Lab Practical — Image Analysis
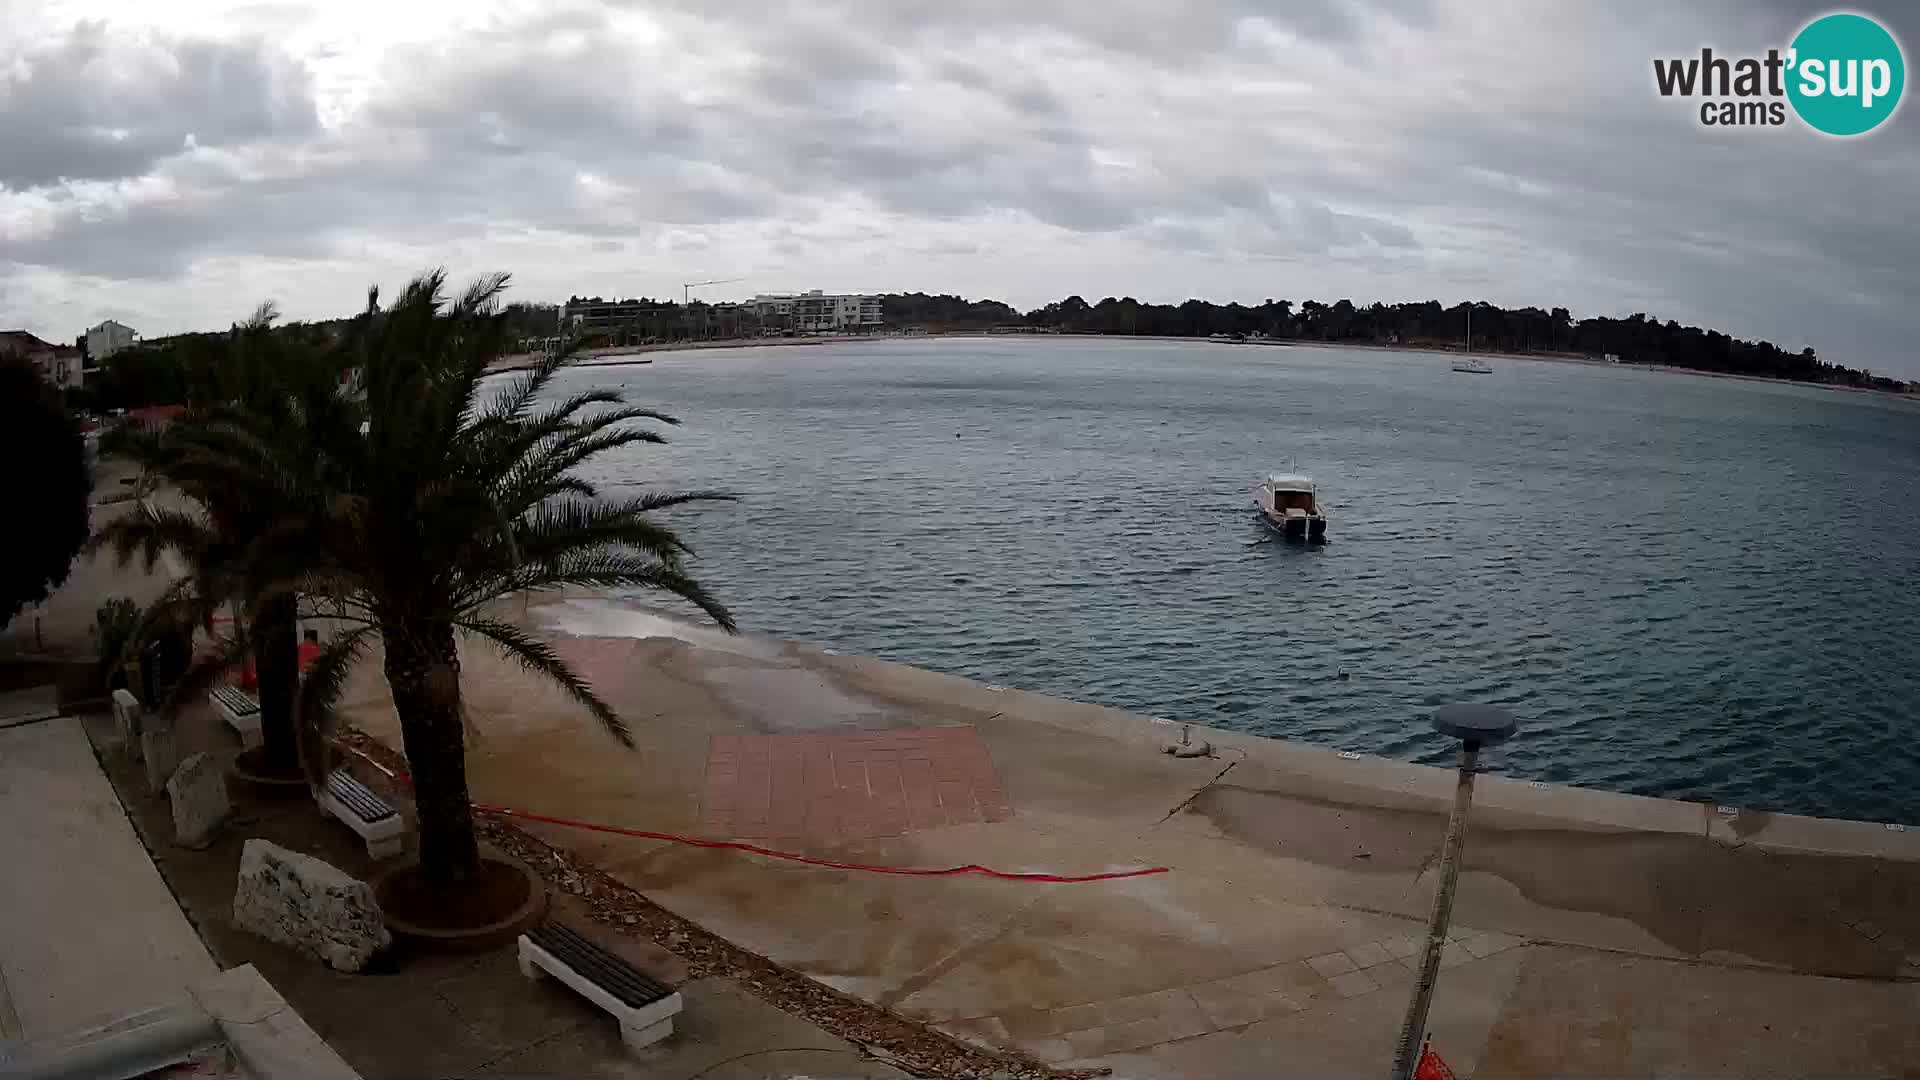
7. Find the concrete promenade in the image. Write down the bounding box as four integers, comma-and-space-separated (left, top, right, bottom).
0, 716, 219, 1042
329, 595, 1920, 1078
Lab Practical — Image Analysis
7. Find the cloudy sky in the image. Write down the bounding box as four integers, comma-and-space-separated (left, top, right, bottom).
3, 0, 1916, 374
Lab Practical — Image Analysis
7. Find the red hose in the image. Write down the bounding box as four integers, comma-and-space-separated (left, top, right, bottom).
356, 753, 1168, 884
472, 801, 1170, 883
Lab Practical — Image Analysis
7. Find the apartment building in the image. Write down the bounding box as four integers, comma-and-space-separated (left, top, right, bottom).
747, 291, 883, 333
86, 319, 139, 361
0, 330, 81, 389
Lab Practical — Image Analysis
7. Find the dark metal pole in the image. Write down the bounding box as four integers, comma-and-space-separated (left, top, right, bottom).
1389, 741, 1482, 1080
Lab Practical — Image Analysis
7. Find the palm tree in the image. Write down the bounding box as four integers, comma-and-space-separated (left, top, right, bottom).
92, 306, 346, 777
271, 271, 735, 890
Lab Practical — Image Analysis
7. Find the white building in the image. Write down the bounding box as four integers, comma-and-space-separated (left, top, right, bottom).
0, 331, 85, 389
86, 319, 139, 362
46, 346, 83, 389
747, 291, 883, 333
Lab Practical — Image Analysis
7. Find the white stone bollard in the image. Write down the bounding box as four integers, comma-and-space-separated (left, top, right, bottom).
141, 717, 181, 796
166, 752, 229, 847
111, 688, 143, 754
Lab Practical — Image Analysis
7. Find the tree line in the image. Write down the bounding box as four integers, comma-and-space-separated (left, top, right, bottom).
928, 294, 1900, 392
75, 290, 1907, 411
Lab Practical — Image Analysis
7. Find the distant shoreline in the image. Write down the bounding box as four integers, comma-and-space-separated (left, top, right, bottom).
1237, 338, 1920, 400
488, 335, 838, 372
502, 331, 1917, 400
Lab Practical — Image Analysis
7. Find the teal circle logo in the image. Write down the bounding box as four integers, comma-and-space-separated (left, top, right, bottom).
1787, 13, 1905, 135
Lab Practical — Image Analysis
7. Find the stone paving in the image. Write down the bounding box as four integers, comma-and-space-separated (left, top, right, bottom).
702, 729, 1011, 846
933, 925, 1527, 1061
335, 595, 1920, 1078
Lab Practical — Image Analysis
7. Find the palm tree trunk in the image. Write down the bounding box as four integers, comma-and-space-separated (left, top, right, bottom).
383, 621, 480, 887
251, 593, 300, 773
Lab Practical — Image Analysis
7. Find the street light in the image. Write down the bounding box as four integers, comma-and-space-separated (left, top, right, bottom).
1389, 703, 1519, 1080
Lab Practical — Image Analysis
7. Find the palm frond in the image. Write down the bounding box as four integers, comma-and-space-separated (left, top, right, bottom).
469, 389, 630, 487
517, 493, 734, 561
622, 489, 739, 513
546, 476, 598, 500
86, 503, 217, 576
102, 578, 219, 683
504, 428, 667, 504
456, 272, 512, 317
155, 627, 254, 717
98, 421, 167, 467
296, 626, 376, 786
456, 617, 631, 746
476, 349, 571, 426
494, 554, 735, 631
241, 301, 281, 332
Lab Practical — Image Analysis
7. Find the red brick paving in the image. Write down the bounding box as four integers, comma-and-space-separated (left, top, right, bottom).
702, 728, 1011, 847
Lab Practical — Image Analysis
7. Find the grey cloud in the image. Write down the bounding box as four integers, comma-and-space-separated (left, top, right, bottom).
362, 17, 702, 163
6, 182, 334, 278
11, 3, 1438, 280
1205, 176, 1275, 212
766, 0, 1438, 54
1142, 221, 1219, 254
743, 15, 903, 102
4, 0, 1917, 376
0, 22, 317, 189
1141, 196, 1424, 259
935, 61, 1067, 118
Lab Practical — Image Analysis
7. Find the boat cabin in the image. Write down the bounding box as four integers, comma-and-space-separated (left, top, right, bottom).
1265, 473, 1318, 512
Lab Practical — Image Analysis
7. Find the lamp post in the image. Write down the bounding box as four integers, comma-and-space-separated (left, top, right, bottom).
1389, 703, 1519, 1080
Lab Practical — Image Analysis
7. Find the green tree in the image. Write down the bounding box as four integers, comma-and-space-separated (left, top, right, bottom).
271, 272, 735, 890
0, 359, 90, 622
92, 306, 349, 777
92, 340, 192, 410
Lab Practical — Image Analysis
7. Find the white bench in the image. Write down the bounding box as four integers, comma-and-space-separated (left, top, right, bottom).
210, 685, 262, 748
518, 923, 683, 1053
316, 770, 408, 860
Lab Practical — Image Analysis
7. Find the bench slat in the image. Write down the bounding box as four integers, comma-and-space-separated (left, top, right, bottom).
546, 944, 663, 1009
556, 942, 672, 1007
527, 923, 672, 1008
325, 772, 397, 823
212, 687, 262, 716
530, 925, 671, 1006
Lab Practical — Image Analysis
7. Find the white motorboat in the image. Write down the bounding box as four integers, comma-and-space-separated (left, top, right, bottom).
1254, 473, 1328, 540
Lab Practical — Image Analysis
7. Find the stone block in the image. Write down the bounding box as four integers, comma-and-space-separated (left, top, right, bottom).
232, 839, 391, 973
112, 688, 142, 749
166, 752, 229, 847
141, 717, 180, 796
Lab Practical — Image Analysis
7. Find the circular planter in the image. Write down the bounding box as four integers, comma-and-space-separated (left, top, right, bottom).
226, 746, 312, 799
373, 852, 547, 953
